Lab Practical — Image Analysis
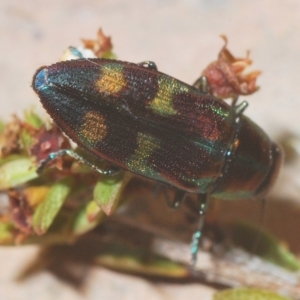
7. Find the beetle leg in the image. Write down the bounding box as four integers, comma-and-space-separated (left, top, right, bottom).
193, 76, 210, 94
191, 193, 208, 265
166, 189, 187, 209
138, 61, 158, 71
230, 96, 248, 119
37, 149, 121, 176
68, 46, 84, 58
172, 190, 187, 209
234, 101, 248, 117
251, 197, 267, 254
231, 96, 238, 107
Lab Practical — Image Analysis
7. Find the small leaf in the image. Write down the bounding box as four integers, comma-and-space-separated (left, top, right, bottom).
72, 201, 104, 235
24, 109, 44, 129
230, 221, 300, 271
20, 128, 35, 153
95, 245, 190, 279
86, 200, 102, 222
102, 51, 117, 59
23, 186, 50, 207
0, 154, 26, 167
33, 177, 74, 235
93, 173, 131, 215
0, 156, 38, 190
214, 288, 290, 300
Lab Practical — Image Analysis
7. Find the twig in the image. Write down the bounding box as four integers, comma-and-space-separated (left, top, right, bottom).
153, 237, 300, 299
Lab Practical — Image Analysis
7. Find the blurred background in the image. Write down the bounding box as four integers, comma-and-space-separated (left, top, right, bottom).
1, 0, 300, 299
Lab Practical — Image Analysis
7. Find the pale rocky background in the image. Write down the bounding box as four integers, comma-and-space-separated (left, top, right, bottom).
1, 1, 300, 299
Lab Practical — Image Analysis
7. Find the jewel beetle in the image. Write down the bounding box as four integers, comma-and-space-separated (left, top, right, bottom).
32, 58, 282, 263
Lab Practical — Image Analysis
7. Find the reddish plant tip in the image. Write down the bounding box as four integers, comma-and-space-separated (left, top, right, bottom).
81, 28, 113, 58
30, 125, 70, 164
202, 35, 261, 99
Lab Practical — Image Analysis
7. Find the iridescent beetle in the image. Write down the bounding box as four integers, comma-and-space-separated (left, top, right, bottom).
32, 57, 282, 264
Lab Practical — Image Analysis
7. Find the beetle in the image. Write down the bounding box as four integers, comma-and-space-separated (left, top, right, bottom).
32, 58, 282, 263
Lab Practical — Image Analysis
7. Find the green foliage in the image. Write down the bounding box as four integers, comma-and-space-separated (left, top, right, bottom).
33, 177, 74, 235
214, 288, 290, 300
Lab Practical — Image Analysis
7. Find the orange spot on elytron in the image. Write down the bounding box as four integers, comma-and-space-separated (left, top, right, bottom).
196, 114, 221, 141
96, 64, 127, 95
79, 111, 107, 145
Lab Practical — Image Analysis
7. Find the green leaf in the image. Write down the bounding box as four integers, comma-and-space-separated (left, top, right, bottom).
214, 288, 290, 300
0, 156, 38, 190
24, 109, 44, 129
93, 173, 131, 215
33, 177, 74, 235
25, 210, 79, 245
20, 129, 34, 153
72, 201, 105, 235
230, 221, 300, 272
95, 245, 190, 279
102, 51, 117, 59
0, 154, 26, 167
85, 200, 102, 221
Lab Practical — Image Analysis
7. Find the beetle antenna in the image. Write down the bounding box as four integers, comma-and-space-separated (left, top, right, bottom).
191, 193, 208, 265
